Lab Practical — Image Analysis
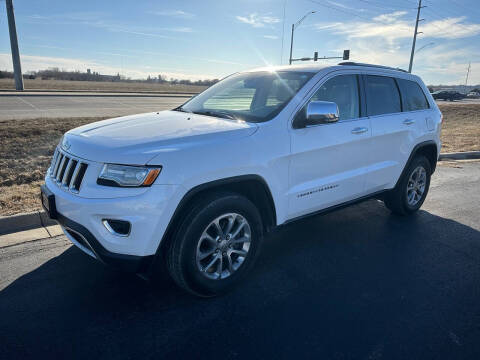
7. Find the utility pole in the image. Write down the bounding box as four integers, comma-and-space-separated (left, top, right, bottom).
465, 62, 471, 93
289, 24, 295, 65
5, 0, 24, 90
408, 0, 425, 73
280, 0, 287, 64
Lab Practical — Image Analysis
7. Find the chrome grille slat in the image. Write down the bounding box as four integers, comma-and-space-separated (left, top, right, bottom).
49, 147, 89, 194
62, 158, 74, 186
52, 153, 63, 178
69, 161, 81, 190
49, 149, 59, 176
56, 156, 67, 182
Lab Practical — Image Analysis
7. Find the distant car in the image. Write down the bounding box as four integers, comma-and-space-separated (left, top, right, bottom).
431, 90, 465, 101
467, 91, 480, 99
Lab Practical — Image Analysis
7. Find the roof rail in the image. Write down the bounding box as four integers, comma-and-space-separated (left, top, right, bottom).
338, 62, 408, 73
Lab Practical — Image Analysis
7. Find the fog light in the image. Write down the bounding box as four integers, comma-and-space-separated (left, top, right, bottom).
102, 219, 131, 236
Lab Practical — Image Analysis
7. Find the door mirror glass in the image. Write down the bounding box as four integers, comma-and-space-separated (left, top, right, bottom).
302, 101, 339, 127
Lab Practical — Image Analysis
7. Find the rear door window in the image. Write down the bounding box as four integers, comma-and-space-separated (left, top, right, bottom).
365, 75, 401, 116
396, 78, 430, 111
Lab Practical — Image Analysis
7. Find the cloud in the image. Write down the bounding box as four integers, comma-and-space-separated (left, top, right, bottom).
314, 14, 480, 43
263, 35, 279, 40
162, 27, 194, 33
327, 0, 365, 12
373, 11, 407, 23
422, 17, 480, 39
324, 35, 480, 85
236, 13, 280, 28
150, 10, 195, 18
23, 13, 184, 40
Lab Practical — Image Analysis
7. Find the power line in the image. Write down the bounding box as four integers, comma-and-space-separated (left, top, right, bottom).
443, 0, 480, 18
421, 7, 478, 38
423, 5, 476, 31
305, 0, 395, 25
354, 0, 416, 11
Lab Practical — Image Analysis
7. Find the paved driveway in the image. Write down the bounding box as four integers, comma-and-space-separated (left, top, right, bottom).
1, 161, 479, 359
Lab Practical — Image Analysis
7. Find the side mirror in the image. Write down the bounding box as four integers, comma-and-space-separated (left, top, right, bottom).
304, 101, 339, 127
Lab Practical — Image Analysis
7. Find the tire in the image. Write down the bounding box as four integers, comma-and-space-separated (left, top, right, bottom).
165, 191, 263, 297
384, 155, 431, 216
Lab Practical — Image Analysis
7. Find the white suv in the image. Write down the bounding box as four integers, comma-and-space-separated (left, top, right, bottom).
41, 62, 442, 296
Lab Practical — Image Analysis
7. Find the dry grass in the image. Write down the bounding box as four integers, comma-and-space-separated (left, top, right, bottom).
0, 117, 107, 216
0, 104, 478, 216
438, 104, 480, 153
0, 78, 205, 93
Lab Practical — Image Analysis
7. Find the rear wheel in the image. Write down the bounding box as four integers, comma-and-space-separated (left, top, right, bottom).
384, 155, 431, 215
166, 192, 263, 297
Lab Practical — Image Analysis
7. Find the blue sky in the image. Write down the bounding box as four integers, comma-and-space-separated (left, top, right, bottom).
1, 0, 479, 85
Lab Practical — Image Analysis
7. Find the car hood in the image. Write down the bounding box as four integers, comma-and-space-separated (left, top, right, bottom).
63, 111, 258, 164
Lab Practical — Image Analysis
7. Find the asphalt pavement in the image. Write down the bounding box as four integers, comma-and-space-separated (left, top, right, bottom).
1, 161, 480, 359
1, 94, 479, 121
0, 94, 191, 120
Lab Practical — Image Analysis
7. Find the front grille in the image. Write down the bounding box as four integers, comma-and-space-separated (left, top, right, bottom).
49, 148, 88, 193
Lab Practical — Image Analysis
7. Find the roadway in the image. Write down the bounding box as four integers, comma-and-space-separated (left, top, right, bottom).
1, 161, 480, 359
0, 94, 192, 120
0, 93, 479, 121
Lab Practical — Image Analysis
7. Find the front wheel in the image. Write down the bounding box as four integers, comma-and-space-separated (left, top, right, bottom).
384, 155, 432, 215
165, 192, 263, 297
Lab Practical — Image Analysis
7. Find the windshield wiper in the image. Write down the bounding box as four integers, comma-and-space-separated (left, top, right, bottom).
193, 110, 237, 120
173, 106, 192, 113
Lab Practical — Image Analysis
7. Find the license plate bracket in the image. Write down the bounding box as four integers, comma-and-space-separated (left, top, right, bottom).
40, 185, 57, 219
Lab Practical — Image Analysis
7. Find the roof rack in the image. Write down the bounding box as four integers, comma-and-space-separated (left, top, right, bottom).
338, 62, 408, 73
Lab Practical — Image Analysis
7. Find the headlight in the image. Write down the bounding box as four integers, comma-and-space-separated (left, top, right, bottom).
97, 164, 161, 187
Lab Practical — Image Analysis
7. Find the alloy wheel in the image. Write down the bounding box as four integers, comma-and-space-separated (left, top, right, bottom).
195, 213, 251, 280
406, 165, 427, 206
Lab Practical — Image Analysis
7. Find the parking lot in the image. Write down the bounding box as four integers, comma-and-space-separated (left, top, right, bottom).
1, 161, 479, 359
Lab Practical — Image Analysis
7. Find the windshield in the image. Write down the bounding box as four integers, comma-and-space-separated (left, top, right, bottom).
176, 71, 314, 123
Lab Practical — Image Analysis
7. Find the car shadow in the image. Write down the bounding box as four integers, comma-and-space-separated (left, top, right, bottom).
1, 199, 480, 359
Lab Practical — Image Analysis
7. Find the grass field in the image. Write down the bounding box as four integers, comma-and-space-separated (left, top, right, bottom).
0, 103, 478, 216
438, 104, 480, 153
0, 78, 206, 93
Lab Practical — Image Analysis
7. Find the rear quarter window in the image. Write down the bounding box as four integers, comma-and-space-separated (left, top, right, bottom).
365, 75, 401, 116
397, 78, 430, 111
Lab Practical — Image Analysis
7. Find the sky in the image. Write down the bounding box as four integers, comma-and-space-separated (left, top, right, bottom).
1, 0, 479, 85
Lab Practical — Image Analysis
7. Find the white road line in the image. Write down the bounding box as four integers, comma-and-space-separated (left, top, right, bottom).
16, 97, 39, 110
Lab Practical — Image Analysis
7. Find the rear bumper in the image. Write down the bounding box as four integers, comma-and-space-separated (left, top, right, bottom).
56, 211, 154, 273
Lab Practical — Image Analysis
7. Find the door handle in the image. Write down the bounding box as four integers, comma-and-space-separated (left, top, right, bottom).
403, 119, 415, 125
351, 127, 368, 134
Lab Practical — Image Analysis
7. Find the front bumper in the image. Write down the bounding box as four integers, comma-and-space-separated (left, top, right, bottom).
57, 211, 154, 273
43, 174, 184, 260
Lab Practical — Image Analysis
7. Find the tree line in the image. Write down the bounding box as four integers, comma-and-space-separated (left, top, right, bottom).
0, 68, 219, 86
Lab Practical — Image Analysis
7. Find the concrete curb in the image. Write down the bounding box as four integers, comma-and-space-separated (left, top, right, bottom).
1, 151, 479, 238
0, 211, 56, 236
439, 151, 480, 161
